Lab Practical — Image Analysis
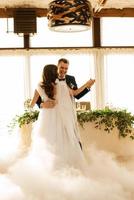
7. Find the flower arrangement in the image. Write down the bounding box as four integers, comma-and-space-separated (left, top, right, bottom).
9, 100, 134, 139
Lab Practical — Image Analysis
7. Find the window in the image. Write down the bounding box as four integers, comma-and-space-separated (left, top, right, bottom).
0, 18, 23, 48
30, 18, 93, 47
101, 17, 134, 46
104, 54, 134, 114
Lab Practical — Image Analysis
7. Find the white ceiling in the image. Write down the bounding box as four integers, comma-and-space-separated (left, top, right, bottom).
0, 0, 134, 10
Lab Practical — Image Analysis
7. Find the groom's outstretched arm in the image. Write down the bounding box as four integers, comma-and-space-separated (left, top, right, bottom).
66, 75, 93, 100
72, 79, 95, 97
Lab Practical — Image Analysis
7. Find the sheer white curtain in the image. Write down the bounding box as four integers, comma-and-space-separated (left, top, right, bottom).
1, 48, 134, 135
0, 49, 96, 134
93, 50, 105, 109
102, 49, 134, 114
92, 48, 134, 113
0, 55, 25, 134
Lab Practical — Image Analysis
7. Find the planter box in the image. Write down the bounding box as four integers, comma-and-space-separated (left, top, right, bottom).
20, 123, 32, 148
79, 122, 134, 158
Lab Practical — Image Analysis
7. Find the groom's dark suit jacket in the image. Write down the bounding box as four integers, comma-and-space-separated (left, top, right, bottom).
36, 74, 90, 107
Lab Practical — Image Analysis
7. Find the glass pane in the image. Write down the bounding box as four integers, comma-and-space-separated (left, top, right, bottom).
101, 17, 134, 46
30, 17, 92, 47
104, 54, 134, 114
0, 18, 23, 48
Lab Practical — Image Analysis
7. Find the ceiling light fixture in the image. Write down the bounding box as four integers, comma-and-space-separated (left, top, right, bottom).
47, 0, 92, 32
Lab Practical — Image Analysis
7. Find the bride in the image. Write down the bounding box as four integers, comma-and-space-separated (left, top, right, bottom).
31, 64, 94, 172
0, 64, 96, 200
0, 64, 94, 200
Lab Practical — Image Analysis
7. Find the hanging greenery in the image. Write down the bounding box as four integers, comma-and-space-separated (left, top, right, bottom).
8, 109, 39, 132
77, 108, 134, 139
9, 105, 134, 139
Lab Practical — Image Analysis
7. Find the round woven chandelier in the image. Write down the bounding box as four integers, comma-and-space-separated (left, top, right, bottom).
47, 0, 92, 32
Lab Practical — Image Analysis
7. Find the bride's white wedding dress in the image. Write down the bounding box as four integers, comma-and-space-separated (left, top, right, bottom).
0, 79, 89, 199
32, 79, 88, 172
1, 80, 134, 200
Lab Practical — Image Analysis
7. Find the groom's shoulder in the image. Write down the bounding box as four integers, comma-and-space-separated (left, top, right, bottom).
66, 74, 75, 80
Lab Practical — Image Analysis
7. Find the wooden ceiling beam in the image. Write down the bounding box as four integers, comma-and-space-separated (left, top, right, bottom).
0, 8, 134, 18
94, 8, 134, 18
0, 8, 47, 18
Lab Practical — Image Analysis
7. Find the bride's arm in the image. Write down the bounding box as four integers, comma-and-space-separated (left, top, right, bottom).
30, 89, 40, 108
71, 79, 95, 96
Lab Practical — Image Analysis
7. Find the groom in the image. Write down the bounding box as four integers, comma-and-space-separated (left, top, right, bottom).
34, 58, 95, 108
31, 58, 95, 150
30, 58, 95, 150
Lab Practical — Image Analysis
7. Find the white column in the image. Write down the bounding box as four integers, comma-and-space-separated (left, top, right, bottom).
94, 50, 105, 109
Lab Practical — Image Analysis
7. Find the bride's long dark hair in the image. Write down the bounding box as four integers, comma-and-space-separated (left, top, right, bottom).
40, 64, 58, 99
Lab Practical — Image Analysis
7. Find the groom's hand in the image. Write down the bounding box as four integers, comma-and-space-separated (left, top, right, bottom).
86, 79, 95, 89
40, 100, 56, 108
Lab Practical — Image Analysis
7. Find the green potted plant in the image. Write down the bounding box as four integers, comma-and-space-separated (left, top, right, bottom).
9, 100, 134, 140
77, 108, 134, 139
8, 99, 39, 131
8, 99, 39, 147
